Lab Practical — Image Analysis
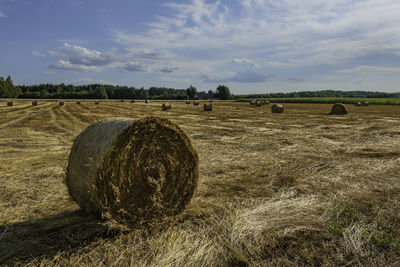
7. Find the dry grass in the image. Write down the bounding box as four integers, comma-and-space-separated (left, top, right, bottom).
0, 100, 399, 266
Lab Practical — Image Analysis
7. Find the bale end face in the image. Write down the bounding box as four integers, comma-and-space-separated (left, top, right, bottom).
59, 101, 65, 106
194, 101, 199, 106
66, 117, 199, 225
329, 103, 348, 115
32, 100, 38, 106
271, 104, 284, 113
95, 101, 100, 105
7, 101, 13, 106
162, 103, 171, 111
203, 103, 212, 111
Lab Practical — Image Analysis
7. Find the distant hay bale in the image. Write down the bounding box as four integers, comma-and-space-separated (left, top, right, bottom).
59, 101, 64, 106
145, 100, 150, 103
361, 101, 369, 106
256, 101, 262, 107
66, 117, 199, 224
266, 101, 270, 104
354, 102, 361, 106
209, 99, 213, 102
329, 103, 348, 115
32, 100, 38, 106
7, 101, 13, 107
130, 100, 135, 103
95, 101, 100, 105
194, 101, 200, 106
162, 103, 171, 111
77, 101, 81, 104
120, 99, 124, 102
186, 100, 190, 104
250, 100, 256, 105
204, 103, 212, 111
271, 104, 284, 113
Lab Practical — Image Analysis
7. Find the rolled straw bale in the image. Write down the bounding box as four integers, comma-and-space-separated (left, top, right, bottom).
7, 101, 13, 107
95, 101, 100, 105
186, 100, 190, 104
354, 102, 361, 106
266, 101, 270, 104
204, 103, 212, 111
250, 100, 256, 105
329, 103, 347, 115
361, 101, 369, 106
120, 100, 124, 102
145, 100, 150, 103
66, 117, 199, 224
59, 101, 65, 106
77, 101, 81, 104
130, 100, 135, 103
32, 100, 38, 106
162, 103, 171, 111
255, 101, 262, 107
271, 104, 284, 113
194, 101, 200, 106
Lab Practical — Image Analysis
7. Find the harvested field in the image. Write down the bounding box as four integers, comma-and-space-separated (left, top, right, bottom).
1, 100, 400, 266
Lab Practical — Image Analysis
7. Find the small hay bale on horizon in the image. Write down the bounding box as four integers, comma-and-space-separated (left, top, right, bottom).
32, 100, 38, 106
329, 103, 348, 115
194, 101, 199, 106
271, 104, 284, 113
361, 101, 369, 106
162, 103, 171, 111
66, 117, 199, 225
130, 99, 135, 103
77, 101, 81, 104
59, 101, 64, 106
204, 103, 212, 111
95, 101, 100, 105
186, 100, 190, 104
7, 101, 13, 106
145, 99, 150, 103
354, 102, 361, 106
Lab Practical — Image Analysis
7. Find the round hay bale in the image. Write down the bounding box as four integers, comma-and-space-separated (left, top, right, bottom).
162, 103, 171, 111
120, 99, 124, 102
361, 101, 369, 106
145, 100, 150, 103
32, 100, 38, 106
7, 101, 13, 107
77, 101, 81, 104
266, 101, 270, 104
271, 104, 284, 113
354, 102, 361, 106
66, 117, 199, 224
203, 103, 212, 111
329, 103, 348, 115
59, 101, 65, 106
186, 100, 190, 104
250, 100, 256, 105
193, 101, 199, 106
95, 101, 100, 105
130, 99, 135, 103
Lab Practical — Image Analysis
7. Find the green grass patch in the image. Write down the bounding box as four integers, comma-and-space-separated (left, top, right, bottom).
236, 97, 400, 105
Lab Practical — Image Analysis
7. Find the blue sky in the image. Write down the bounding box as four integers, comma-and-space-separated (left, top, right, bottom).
1, 0, 400, 93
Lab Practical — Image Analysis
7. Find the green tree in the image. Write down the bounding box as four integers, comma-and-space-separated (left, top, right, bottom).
216, 85, 231, 100
186, 85, 197, 99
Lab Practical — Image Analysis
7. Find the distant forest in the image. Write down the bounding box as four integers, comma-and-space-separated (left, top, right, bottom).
1, 75, 399, 99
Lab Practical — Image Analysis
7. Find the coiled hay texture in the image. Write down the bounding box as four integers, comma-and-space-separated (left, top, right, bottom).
329, 103, 348, 115
7, 101, 13, 106
203, 103, 212, 111
162, 103, 171, 111
66, 117, 199, 224
32, 100, 38, 106
59, 101, 64, 106
271, 104, 284, 113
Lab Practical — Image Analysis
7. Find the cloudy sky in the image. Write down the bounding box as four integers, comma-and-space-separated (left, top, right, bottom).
1, 0, 400, 93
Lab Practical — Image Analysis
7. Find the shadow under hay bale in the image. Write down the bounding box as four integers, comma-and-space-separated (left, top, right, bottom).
162, 103, 171, 111
203, 103, 212, 111
59, 101, 64, 106
271, 104, 284, 113
329, 103, 348, 115
32, 100, 38, 106
7, 101, 13, 106
66, 117, 199, 225
194, 101, 199, 106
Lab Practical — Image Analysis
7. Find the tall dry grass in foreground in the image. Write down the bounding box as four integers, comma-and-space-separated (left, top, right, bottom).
0, 100, 399, 266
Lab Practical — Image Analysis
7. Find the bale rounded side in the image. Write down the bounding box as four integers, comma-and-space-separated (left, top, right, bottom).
329, 103, 348, 115
66, 117, 199, 224
204, 103, 212, 111
271, 104, 284, 113
32, 100, 38, 106
7, 101, 13, 107
162, 103, 171, 111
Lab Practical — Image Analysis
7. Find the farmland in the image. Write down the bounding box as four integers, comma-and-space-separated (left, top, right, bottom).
0, 100, 400, 266
237, 97, 400, 105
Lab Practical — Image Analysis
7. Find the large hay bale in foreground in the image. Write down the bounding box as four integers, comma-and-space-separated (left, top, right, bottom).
7, 101, 13, 106
329, 103, 348, 115
162, 103, 171, 111
66, 117, 199, 224
271, 104, 284, 113
204, 103, 212, 111
32, 100, 38, 106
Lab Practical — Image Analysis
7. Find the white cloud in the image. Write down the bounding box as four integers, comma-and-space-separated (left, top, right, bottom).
32, 50, 45, 57
232, 58, 260, 68
122, 62, 148, 72
48, 60, 101, 72
0, 10, 6, 18
287, 77, 305, 83
155, 66, 179, 73
338, 65, 400, 73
